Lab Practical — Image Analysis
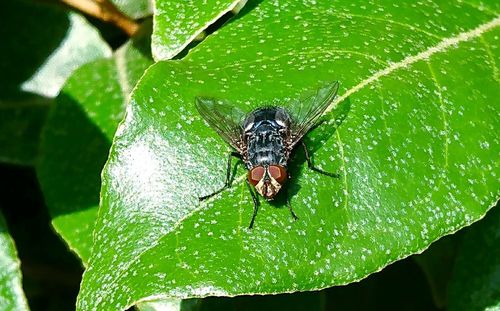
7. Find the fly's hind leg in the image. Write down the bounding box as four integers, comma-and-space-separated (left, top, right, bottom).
301, 141, 340, 178
199, 151, 241, 201
245, 179, 260, 229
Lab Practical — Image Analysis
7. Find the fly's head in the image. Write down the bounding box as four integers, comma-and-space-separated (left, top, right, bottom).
248, 165, 287, 199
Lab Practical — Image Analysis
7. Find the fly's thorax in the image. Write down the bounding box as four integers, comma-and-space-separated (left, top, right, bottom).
242, 107, 292, 132
248, 164, 288, 199
242, 107, 292, 169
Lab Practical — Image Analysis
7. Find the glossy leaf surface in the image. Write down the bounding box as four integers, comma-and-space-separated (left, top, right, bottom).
79, 1, 500, 310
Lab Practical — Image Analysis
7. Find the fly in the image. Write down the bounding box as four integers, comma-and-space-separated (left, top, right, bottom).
195, 81, 340, 228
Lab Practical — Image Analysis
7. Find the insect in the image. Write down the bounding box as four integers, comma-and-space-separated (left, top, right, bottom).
195, 81, 340, 228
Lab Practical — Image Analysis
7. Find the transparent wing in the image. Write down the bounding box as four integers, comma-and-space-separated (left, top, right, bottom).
289, 81, 340, 147
195, 97, 246, 150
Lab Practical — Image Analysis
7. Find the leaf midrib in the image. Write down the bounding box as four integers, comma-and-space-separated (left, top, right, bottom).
328, 16, 500, 114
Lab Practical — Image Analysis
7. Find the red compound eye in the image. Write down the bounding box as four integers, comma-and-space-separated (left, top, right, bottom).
248, 166, 265, 186
268, 165, 287, 184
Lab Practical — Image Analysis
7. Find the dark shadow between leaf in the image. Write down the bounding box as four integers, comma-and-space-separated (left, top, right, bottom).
131, 18, 153, 60
174, 0, 264, 60
229, 0, 265, 23
173, 8, 237, 59
37, 93, 111, 219
185, 289, 322, 311
0, 164, 83, 311
0, 94, 52, 166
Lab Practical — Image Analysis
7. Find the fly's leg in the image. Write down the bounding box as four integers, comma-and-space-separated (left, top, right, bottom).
301, 141, 340, 178
245, 179, 260, 229
199, 151, 241, 201
286, 196, 299, 221
286, 173, 299, 221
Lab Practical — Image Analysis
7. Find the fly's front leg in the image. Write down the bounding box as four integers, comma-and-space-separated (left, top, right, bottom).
287, 200, 299, 221
245, 179, 260, 229
301, 141, 340, 178
199, 151, 241, 201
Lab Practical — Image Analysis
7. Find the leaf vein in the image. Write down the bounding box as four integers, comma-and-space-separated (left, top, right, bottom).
479, 34, 500, 84
458, 0, 498, 16
426, 61, 449, 170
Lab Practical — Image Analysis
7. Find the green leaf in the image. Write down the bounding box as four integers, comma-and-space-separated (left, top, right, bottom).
111, 0, 152, 19
79, 1, 500, 310
36, 23, 154, 264
0, 213, 29, 311
0, 0, 111, 165
152, 0, 246, 60
448, 205, 500, 311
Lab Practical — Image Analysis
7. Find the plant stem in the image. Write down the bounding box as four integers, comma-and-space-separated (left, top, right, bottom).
60, 0, 139, 36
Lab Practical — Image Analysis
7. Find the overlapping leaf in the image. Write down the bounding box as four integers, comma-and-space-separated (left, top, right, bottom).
0, 213, 29, 311
79, 1, 499, 310
112, 0, 152, 19
152, 0, 246, 60
37, 24, 153, 263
